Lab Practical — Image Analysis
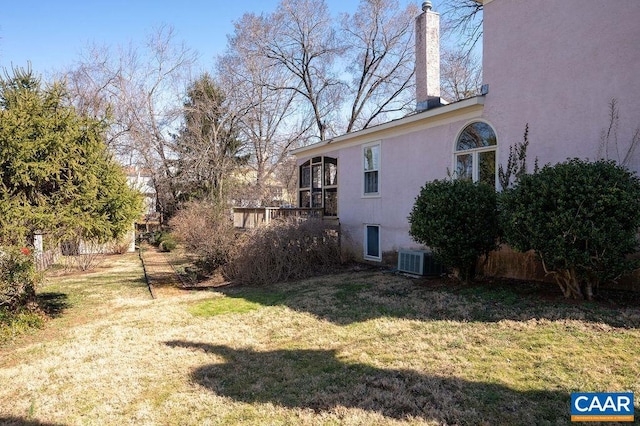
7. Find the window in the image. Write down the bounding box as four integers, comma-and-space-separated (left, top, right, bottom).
454, 122, 497, 187
364, 225, 381, 261
324, 188, 337, 217
363, 144, 380, 195
298, 156, 338, 216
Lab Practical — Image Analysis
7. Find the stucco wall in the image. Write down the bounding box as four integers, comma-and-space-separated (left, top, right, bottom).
296, 0, 640, 263
326, 113, 484, 259
482, 0, 640, 174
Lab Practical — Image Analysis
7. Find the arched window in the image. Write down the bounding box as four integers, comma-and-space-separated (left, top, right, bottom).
454, 121, 497, 187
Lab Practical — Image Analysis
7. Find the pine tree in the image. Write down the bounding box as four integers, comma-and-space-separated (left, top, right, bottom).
0, 66, 141, 246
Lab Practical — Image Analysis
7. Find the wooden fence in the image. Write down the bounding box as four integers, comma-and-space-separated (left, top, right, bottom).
35, 247, 60, 271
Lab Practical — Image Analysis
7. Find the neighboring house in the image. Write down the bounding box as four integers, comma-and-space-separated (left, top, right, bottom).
125, 165, 160, 232
232, 166, 295, 208
292, 0, 640, 266
66, 166, 152, 255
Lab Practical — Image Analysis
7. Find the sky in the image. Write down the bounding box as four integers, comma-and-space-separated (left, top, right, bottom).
0, 0, 439, 78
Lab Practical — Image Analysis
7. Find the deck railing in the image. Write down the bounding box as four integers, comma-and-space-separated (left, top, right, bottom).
233, 207, 326, 229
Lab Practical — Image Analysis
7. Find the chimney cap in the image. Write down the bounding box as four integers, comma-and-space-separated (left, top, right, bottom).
422, 1, 433, 12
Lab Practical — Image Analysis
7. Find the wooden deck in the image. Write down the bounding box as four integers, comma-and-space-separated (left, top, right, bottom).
232, 207, 327, 229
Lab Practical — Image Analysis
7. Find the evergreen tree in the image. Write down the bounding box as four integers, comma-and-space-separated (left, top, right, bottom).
174, 73, 247, 204
0, 66, 142, 246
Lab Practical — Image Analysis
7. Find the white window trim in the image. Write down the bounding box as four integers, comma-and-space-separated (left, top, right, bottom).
454, 147, 498, 184
363, 224, 382, 262
362, 141, 381, 198
452, 120, 498, 189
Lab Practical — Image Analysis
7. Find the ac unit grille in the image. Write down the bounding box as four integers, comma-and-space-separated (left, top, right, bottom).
397, 250, 444, 276
398, 250, 426, 275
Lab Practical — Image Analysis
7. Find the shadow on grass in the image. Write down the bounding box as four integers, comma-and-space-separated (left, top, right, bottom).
166, 340, 568, 424
211, 273, 640, 328
37, 292, 69, 318
0, 417, 65, 426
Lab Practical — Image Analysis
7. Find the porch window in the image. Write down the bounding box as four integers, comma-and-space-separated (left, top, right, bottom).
364, 224, 381, 261
454, 122, 497, 188
298, 156, 338, 216
363, 143, 380, 195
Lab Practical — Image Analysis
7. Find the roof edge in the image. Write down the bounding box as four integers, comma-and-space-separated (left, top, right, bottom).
292, 96, 485, 156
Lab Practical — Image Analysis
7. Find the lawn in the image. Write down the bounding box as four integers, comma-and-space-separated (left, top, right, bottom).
1, 253, 639, 425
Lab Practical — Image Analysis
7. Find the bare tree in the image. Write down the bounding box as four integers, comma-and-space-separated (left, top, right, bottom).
220, 12, 317, 205
66, 25, 197, 217
341, 0, 419, 132
229, 1, 343, 142
65, 46, 130, 152
273, 156, 299, 206
440, 48, 482, 102
217, 0, 423, 206
270, 0, 345, 141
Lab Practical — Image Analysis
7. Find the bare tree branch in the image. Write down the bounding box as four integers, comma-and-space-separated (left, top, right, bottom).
440, 0, 483, 57
440, 48, 482, 102
341, 0, 418, 132
66, 25, 198, 217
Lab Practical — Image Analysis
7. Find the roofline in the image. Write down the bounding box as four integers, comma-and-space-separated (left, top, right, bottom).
291, 96, 485, 156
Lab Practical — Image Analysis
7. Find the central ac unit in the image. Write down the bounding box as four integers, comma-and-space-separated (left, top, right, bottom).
397, 250, 444, 276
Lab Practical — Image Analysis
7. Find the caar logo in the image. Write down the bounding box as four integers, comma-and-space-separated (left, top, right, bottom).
571, 392, 634, 422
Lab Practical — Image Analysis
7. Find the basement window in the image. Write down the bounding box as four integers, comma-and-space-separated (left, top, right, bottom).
364, 224, 381, 261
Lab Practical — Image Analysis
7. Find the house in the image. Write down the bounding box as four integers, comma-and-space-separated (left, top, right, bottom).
292, 0, 640, 268
125, 165, 161, 232
231, 166, 296, 208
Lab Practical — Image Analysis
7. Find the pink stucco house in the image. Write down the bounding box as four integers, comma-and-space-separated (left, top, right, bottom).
293, 0, 640, 266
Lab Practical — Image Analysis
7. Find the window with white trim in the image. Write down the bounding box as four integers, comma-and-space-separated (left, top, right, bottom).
298, 156, 338, 216
454, 122, 497, 188
364, 224, 381, 261
363, 144, 380, 195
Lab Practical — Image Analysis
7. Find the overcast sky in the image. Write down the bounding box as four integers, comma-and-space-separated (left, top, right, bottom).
0, 0, 446, 77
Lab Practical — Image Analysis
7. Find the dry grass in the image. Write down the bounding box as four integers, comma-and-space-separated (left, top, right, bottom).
1, 254, 639, 425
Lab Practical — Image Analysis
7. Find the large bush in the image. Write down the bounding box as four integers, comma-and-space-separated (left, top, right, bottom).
409, 179, 500, 283
169, 201, 236, 273
0, 246, 40, 311
224, 219, 342, 285
500, 159, 640, 299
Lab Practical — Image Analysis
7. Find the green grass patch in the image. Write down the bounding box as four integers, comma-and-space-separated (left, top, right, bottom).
0, 308, 44, 345
189, 289, 288, 317
334, 282, 370, 302
189, 297, 265, 316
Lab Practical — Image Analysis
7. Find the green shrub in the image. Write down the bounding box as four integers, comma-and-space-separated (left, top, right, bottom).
151, 231, 170, 247
0, 246, 40, 311
409, 179, 500, 283
499, 159, 640, 299
0, 307, 44, 344
159, 236, 177, 252
147, 231, 178, 252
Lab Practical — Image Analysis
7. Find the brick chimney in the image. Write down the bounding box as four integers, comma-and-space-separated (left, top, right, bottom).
415, 1, 441, 112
